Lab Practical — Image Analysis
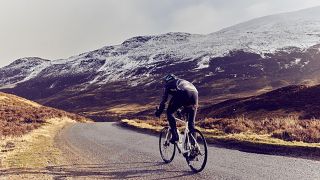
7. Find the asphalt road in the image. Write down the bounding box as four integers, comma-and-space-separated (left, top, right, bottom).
56, 122, 320, 180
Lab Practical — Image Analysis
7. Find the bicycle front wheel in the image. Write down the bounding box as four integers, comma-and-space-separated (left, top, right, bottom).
159, 127, 175, 163
186, 129, 208, 173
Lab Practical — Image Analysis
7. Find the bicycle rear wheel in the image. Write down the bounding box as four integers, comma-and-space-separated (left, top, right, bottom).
159, 127, 176, 163
186, 129, 208, 173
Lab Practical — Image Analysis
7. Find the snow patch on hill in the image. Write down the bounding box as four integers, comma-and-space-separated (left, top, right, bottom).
1, 6, 320, 88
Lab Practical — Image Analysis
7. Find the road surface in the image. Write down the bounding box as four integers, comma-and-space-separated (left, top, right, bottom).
56, 122, 320, 180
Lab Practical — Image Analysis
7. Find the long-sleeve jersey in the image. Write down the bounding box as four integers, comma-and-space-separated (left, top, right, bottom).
159, 78, 198, 110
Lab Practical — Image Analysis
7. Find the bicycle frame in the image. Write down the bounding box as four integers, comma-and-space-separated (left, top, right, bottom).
159, 109, 208, 173
166, 117, 193, 155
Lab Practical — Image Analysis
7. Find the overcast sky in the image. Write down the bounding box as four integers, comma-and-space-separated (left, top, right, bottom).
1, 0, 320, 67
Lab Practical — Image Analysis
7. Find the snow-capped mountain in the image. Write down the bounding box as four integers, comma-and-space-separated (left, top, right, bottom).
1, 6, 320, 119
0, 57, 50, 88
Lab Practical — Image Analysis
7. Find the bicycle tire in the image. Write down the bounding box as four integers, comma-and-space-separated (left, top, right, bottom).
186, 129, 208, 173
159, 127, 176, 163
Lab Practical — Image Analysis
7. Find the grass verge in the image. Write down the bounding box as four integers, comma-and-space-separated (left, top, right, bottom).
120, 119, 320, 160
0, 117, 78, 179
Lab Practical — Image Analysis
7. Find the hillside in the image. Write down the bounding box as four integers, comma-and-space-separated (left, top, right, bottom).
1, 6, 320, 120
0, 92, 87, 136
199, 84, 320, 120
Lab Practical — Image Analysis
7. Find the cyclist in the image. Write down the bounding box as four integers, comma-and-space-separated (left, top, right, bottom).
155, 74, 198, 144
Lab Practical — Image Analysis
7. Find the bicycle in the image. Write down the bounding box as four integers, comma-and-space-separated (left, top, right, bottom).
158, 108, 208, 173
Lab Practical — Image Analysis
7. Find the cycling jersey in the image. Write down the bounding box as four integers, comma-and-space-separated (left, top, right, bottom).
159, 79, 198, 111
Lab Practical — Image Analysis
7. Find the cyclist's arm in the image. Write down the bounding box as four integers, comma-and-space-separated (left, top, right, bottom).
159, 87, 169, 112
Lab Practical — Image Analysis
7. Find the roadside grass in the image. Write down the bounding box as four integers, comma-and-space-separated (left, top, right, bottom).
0, 118, 78, 180
199, 116, 320, 143
1, 118, 74, 168
0, 92, 88, 137
120, 117, 320, 148
0, 92, 90, 170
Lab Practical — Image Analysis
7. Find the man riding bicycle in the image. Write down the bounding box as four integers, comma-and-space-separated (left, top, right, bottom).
155, 74, 198, 144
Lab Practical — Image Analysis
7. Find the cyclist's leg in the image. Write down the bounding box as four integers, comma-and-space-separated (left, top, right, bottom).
187, 105, 197, 134
186, 104, 200, 161
182, 91, 198, 155
186, 90, 198, 134
167, 98, 183, 143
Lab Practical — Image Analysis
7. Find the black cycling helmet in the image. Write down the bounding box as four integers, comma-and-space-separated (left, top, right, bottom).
163, 74, 177, 83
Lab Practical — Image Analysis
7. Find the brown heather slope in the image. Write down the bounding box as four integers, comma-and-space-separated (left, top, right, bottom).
0, 92, 88, 137
197, 84, 320, 143
198, 84, 320, 120
0, 92, 90, 178
195, 84, 320, 143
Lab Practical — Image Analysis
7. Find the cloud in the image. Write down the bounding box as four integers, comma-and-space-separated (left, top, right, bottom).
167, 0, 320, 34
168, 4, 220, 34
1, 0, 320, 67
0, 0, 159, 66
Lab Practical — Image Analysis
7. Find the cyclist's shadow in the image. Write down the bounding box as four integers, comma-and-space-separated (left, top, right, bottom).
0, 161, 195, 179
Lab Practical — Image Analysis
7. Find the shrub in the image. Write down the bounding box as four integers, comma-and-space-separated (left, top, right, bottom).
197, 116, 320, 143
